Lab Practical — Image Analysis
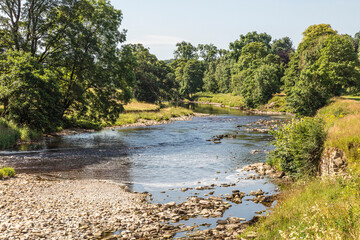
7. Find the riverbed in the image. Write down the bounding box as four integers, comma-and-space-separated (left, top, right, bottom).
0, 104, 288, 238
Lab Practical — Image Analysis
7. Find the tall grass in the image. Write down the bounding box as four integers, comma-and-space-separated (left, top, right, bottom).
317, 98, 360, 163
0, 123, 20, 149
243, 176, 360, 239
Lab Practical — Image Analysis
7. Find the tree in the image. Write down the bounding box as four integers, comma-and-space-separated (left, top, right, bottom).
175, 59, 205, 99
354, 31, 360, 53
284, 24, 360, 116
229, 31, 272, 61
232, 42, 283, 108
215, 57, 232, 93
128, 44, 177, 103
271, 37, 294, 65
197, 44, 219, 62
0, 0, 135, 127
174, 41, 197, 60
0, 50, 62, 131
203, 61, 218, 92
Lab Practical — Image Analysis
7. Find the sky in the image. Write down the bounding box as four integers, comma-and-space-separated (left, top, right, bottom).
111, 0, 360, 60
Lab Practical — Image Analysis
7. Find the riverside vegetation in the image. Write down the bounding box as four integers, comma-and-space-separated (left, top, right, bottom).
1, 1, 360, 239
239, 98, 360, 239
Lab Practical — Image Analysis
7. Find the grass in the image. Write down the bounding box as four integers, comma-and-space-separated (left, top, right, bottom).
242, 98, 360, 239
123, 100, 160, 112
316, 98, 360, 164
258, 93, 291, 113
242, 176, 360, 239
0, 123, 20, 149
115, 107, 193, 126
191, 92, 246, 108
0, 167, 16, 179
342, 95, 360, 101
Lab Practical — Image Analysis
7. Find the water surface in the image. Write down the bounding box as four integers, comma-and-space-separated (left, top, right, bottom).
1, 104, 287, 236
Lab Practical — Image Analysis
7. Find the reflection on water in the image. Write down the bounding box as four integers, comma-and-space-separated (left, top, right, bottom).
0, 104, 286, 189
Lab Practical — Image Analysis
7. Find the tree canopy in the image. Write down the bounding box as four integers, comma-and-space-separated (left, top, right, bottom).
284, 24, 360, 116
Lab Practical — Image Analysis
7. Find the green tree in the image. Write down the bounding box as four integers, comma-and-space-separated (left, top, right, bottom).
229, 31, 272, 61
0, 50, 62, 131
232, 42, 283, 108
0, 0, 135, 127
284, 24, 360, 116
271, 37, 294, 65
197, 44, 219, 62
174, 41, 197, 60
203, 61, 218, 92
215, 57, 232, 93
175, 59, 205, 99
129, 44, 177, 103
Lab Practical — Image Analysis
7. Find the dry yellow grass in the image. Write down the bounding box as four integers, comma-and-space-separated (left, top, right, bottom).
123, 101, 160, 112
326, 113, 360, 162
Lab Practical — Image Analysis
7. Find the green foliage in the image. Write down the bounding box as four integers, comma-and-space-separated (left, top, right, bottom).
192, 92, 245, 108
284, 24, 360, 116
271, 37, 294, 65
0, 0, 135, 130
267, 117, 326, 178
259, 94, 290, 113
243, 176, 360, 239
203, 62, 218, 93
229, 31, 272, 61
0, 50, 63, 131
232, 42, 283, 108
0, 167, 16, 178
0, 120, 20, 149
174, 59, 205, 99
197, 44, 219, 62
174, 41, 198, 60
63, 117, 102, 130
129, 44, 177, 103
115, 107, 193, 126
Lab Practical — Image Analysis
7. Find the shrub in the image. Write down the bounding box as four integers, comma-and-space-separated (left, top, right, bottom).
0, 167, 16, 179
0, 123, 20, 149
267, 117, 326, 178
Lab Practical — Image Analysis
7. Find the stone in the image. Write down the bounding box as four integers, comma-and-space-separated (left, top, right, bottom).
255, 189, 264, 196
227, 217, 243, 224
225, 224, 240, 230
216, 220, 227, 225
334, 158, 344, 167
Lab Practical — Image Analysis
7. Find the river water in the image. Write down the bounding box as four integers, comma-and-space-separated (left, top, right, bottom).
0, 104, 288, 236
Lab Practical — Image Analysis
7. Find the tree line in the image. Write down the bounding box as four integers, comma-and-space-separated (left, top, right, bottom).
0, 0, 359, 132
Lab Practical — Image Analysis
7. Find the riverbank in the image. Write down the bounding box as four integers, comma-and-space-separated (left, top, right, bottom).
187, 92, 293, 116
0, 174, 147, 239
240, 98, 360, 239
0, 162, 286, 240
49, 112, 208, 137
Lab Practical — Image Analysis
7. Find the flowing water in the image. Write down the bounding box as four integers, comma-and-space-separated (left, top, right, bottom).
0, 104, 289, 237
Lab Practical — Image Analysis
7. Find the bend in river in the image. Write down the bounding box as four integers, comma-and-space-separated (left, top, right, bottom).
1, 104, 289, 237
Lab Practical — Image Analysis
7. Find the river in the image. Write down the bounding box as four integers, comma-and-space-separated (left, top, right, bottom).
0, 104, 288, 237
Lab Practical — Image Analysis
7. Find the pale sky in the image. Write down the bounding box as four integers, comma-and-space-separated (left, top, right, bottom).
111, 0, 360, 60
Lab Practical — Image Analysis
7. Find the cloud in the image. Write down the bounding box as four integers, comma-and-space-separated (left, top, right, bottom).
127, 35, 187, 46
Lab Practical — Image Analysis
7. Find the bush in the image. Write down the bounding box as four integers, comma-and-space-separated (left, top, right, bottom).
267, 117, 326, 178
0, 167, 16, 179
0, 123, 20, 149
